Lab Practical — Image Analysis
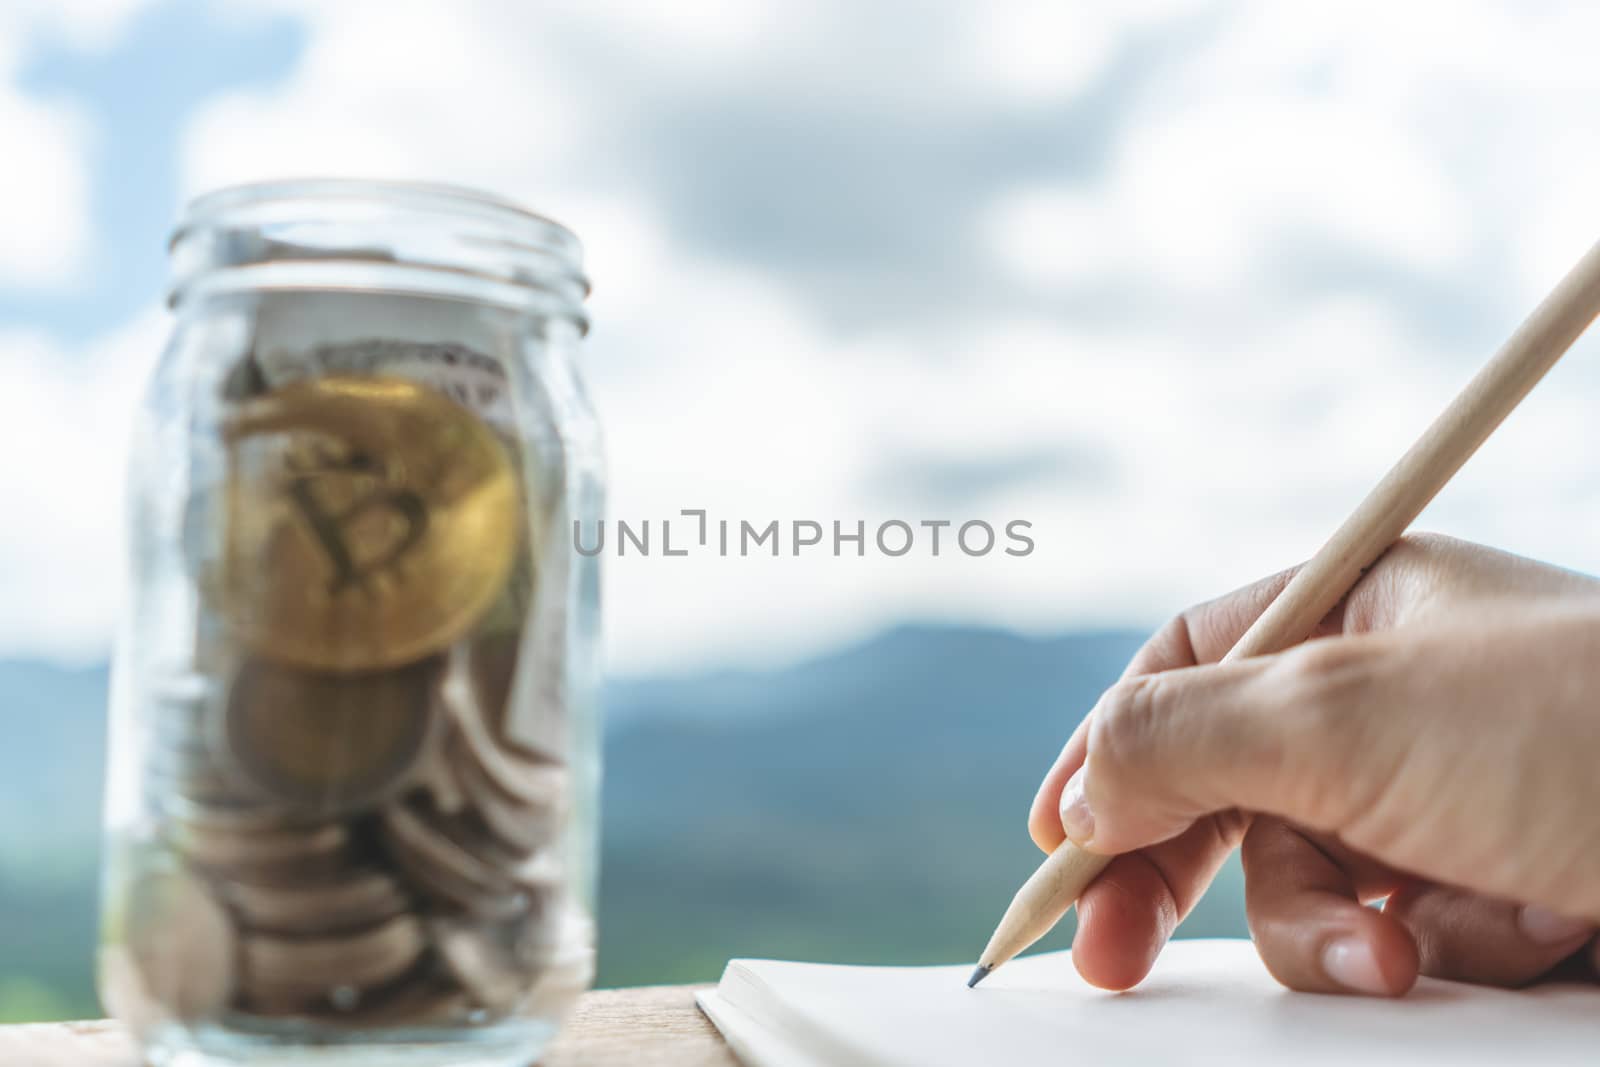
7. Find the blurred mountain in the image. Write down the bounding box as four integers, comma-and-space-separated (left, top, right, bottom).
599, 624, 1247, 986
0, 661, 111, 1021
0, 624, 1248, 1020
0, 661, 110, 866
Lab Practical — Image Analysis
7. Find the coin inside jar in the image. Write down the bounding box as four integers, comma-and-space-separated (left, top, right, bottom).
118, 866, 237, 1021
239, 913, 426, 1014
427, 914, 542, 1014
223, 657, 442, 815
380, 800, 536, 919
324, 971, 475, 1029
466, 631, 520, 742
174, 819, 350, 881
446, 726, 564, 856
216, 866, 411, 937
445, 666, 567, 811
221, 376, 519, 672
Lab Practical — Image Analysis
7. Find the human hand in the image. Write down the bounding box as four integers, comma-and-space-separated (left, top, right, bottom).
1029, 534, 1600, 996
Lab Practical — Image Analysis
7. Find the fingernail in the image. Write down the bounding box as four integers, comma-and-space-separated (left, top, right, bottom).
1322, 937, 1389, 995
1518, 905, 1593, 945
1059, 768, 1095, 844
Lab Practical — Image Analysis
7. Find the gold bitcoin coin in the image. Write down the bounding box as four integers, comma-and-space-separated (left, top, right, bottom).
222, 657, 441, 815
222, 376, 519, 671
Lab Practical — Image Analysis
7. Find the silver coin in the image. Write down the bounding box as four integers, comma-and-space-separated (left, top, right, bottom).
382, 803, 514, 894
174, 819, 349, 881
217, 867, 411, 937
445, 726, 564, 856
325, 972, 475, 1028
115, 864, 236, 1022
514, 904, 595, 1019
445, 679, 565, 809
508, 849, 564, 893
239, 913, 426, 1014
524, 947, 595, 1019
158, 792, 294, 834
384, 833, 535, 922
154, 769, 256, 809
427, 915, 537, 1014
381, 802, 536, 919
144, 740, 232, 791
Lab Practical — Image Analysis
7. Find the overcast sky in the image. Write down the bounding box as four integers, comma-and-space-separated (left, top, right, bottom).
3, 0, 1600, 674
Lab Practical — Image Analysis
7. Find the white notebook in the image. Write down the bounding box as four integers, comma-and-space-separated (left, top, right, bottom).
696, 939, 1597, 1067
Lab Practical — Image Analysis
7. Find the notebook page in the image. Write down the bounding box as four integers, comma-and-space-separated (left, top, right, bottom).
705, 939, 1598, 1067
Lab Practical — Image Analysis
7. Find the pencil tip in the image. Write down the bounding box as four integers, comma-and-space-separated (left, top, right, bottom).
966, 964, 992, 989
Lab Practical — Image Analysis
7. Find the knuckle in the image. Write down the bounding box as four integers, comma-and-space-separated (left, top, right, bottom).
1370, 531, 1454, 594
1154, 611, 1196, 659
1387, 530, 1453, 560
1126, 612, 1198, 675
1210, 808, 1252, 851
1088, 675, 1166, 784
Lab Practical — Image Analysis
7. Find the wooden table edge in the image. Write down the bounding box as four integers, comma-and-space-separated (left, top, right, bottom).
0, 984, 735, 1066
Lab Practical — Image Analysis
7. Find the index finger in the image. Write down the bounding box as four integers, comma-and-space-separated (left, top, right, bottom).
1028, 565, 1300, 850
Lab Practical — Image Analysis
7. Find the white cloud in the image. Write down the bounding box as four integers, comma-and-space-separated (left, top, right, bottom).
1152, 0, 1600, 309
962, 0, 1210, 104
0, 310, 166, 659
980, 185, 1116, 292
0, 0, 154, 288
963, 2, 1121, 105
982, 9, 1478, 304
1118, 94, 1469, 284
183, 2, 586, 196
0, 91, 91, 287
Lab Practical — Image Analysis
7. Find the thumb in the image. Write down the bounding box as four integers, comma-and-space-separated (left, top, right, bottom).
1059, 639, 1391, 856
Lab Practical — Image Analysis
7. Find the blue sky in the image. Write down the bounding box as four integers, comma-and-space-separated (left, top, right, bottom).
3, 1, 1600, 673
1, 2, 302, 342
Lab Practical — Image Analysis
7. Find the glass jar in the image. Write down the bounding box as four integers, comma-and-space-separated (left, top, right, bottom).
98, 180, 603, 1067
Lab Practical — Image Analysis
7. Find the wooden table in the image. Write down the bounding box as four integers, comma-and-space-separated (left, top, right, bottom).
0, 985, 737, 1066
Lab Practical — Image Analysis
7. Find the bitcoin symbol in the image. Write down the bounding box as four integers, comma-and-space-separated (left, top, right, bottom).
284, 451, 430, 596
221, 376, 519, 671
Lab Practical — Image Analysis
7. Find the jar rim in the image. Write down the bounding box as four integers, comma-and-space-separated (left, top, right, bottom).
169, 178, 590, 329
175, 178, 582, 255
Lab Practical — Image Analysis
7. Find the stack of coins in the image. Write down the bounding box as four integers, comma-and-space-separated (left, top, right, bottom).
125, 371, 585, 1028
